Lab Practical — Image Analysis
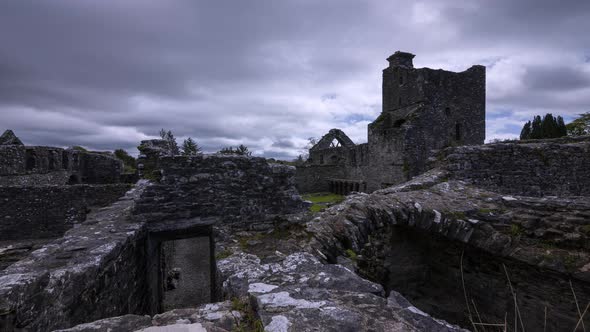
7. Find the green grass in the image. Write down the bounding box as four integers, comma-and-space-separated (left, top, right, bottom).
509, 224, 524, 237
230, 297, 264, 332
302, 192, 345, 214
580, 225, 590, 235
345, 249, 358, 262
215, 249, 233, 260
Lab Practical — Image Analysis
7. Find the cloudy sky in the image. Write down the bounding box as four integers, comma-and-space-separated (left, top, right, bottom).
1, 0, 589, 159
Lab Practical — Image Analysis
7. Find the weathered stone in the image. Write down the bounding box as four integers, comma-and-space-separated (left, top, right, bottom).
133, 154, 306, 230
434, 136, 590, 197
216, 251, 465, 331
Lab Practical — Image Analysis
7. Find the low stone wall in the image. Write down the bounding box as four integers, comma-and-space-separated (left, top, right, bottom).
133, 155, 306, 230
436, 136, 590, 197
0, 184, 131, 240
0, 183, 151, 331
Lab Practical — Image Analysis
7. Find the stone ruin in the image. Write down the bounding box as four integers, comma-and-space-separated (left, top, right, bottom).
297, 51, 486, 194
0, 52, 589, 332
0, 130, 130, 251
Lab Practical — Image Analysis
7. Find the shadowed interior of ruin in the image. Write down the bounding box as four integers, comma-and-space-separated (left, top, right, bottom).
358, 227, 590, 331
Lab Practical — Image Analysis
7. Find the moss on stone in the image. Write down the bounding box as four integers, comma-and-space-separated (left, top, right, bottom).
230, 297, 264, 332
215, 249, 233, 260
509, 224, 523, 237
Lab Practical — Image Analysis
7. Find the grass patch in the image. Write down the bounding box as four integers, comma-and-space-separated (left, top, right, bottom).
302, 192, 345, 214
509, 224, 524, 237
231, 297, 264, 332
215, 249, 233, 260
345, 249, 358, 262
580, 225, 590, 235
445, 211, 467, 220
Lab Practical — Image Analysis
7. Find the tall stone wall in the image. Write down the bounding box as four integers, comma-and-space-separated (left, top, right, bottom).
437, 136, 590, 197
0, 184, 131, 240
133, 155, 306, 230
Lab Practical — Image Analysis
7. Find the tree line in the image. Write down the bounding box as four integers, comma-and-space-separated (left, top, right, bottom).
520, 112, 589, 140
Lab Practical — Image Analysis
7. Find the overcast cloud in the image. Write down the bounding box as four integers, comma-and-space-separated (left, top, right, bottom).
1, 0, 589, 159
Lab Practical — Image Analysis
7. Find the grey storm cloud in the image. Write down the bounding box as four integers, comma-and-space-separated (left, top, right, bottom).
523, 66, 590, 91
1, 0, 589, 157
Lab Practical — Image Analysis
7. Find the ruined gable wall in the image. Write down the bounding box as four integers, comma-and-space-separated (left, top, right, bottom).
436, 136, 590, 196
133, 155, 306, 230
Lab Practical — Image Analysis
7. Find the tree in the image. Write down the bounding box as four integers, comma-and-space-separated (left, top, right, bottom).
181, 137, 201, 156
114, 149, 136, 173
567, 112, 590, 136
520, 113, 567, 140
218, 144, 252, 156
557, 116, 567, 137
236, 144, 251, 156
159, 128, 180, 155
520, 121, 531, 140
530, 115, 543, 139
292, 154, 306, 166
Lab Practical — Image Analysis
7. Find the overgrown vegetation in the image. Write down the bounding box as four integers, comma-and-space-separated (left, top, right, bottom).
215, 249, 234, 260
302, 192, 345, 214
345, 249, 358, 262
509, 224, 524, 237
69, 145, 88, 152
520, 113, 567, 140
218, 144, 252, 156
230, 297, 264, 332
114, 149, 136, 173
566, 112, 590, 136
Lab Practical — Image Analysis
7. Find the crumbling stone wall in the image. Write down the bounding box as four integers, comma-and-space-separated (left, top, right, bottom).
437, 136, 590, 197
133, 155, 305, 230
0, 145, 123, 186
0, 184, 131, 240
308, 174, 590, 331
0, 184, 151, 332
0, 130, 124, 186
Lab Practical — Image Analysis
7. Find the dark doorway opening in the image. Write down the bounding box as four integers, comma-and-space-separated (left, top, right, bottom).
146, 218, 218, 315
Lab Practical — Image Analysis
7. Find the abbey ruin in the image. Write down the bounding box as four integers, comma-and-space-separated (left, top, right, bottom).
0, 52, 590, 332
297, 51, 485, 194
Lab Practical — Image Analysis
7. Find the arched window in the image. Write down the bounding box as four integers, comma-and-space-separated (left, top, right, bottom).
399, 73, 404, 85
455, 123, 462, 141
444, 107, 451, 116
